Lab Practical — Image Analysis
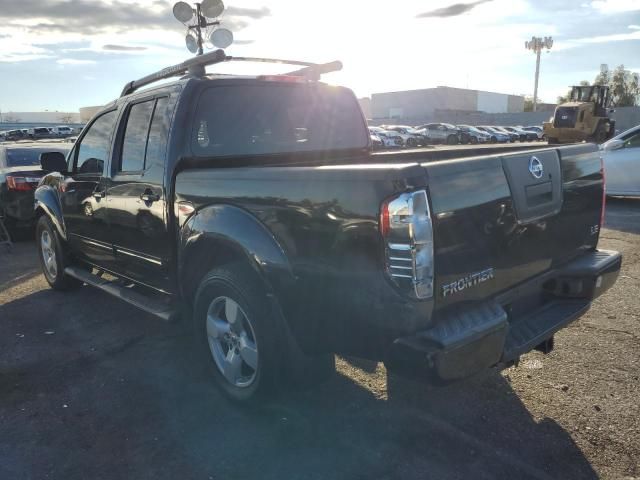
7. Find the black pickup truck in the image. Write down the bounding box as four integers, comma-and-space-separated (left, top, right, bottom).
34, 50, 621, 401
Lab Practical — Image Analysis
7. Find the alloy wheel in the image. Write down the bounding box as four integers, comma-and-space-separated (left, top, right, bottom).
40, 230, 57, 279
206, 296, 259, 388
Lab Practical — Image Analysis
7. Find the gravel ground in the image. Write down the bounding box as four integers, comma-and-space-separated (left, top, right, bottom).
0, 198, 638, 480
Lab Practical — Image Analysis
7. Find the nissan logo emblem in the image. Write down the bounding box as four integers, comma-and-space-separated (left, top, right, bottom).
529, 156, 544, 179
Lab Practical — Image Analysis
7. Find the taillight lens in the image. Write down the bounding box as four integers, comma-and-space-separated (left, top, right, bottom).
379, 189, 434, 299
6, 175, 36, 191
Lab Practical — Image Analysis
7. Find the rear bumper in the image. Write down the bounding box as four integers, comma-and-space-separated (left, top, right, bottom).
386, 249, 622, 383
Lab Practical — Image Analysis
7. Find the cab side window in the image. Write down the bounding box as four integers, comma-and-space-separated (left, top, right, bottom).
118, 97, 170, 173
120, 100, 155, 172
75, 110, 117, 175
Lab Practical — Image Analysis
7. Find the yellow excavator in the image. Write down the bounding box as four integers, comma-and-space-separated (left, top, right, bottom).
543, 85, 615, 144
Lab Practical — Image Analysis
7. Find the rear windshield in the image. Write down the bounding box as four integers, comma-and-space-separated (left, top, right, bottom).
192, 84, 368, 157
5, 148, 68, 167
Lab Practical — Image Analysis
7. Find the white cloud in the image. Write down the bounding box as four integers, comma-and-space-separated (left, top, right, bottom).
57, 58, 97, 65
590, 0, 640, 12
629, 24, 640, 28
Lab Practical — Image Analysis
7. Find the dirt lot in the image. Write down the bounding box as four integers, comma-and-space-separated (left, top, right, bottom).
0, 199, 638, 480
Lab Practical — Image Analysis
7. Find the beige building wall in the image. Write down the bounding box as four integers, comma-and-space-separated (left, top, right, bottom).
79, 106, 104, 123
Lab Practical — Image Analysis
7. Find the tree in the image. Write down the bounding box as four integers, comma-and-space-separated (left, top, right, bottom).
523, 95, 534, 112
557, 65, 639, 107
610, 65, 639, 107
59, 114, 74, 123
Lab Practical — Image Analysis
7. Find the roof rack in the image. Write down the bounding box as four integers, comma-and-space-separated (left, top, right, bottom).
120, 49, 343, 97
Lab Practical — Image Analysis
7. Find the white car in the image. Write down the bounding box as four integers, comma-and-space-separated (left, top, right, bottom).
601, 124, 640, 196
381, 125, 427, 147
368, 126, 403, 148
522, 126, 545, 141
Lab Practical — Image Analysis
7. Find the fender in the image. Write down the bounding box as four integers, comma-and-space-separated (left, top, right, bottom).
179, 203, 295, 304
34, 173, 66, 240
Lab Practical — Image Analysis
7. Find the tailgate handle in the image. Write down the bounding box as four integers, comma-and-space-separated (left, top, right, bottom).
525, 182, 552, 207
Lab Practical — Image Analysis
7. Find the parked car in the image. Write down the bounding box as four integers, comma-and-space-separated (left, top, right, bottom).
369, 126, 404, 148
600, 124, 640, 196
51, 126, 74, 137
0, 144, 69, 235
416, 123, 460, 145
34, 51, 620, 403
522, 126, 546, 141
28, 127, 52, 139
502, 126, 537, 142
490, 126, 518, 142
476, 126, 510, 143
381, 125, 427, 147
2, 129, 27, 141
457, 125, 491, 144
370, 133, 384, 150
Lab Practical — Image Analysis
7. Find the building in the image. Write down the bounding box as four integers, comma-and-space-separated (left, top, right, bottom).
370, 86, 525, 121
0, 111, 80, 124
79, 106, 104, 123
358, 97, 372, 119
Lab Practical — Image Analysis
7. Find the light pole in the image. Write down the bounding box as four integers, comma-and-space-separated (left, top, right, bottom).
525, 36, 553, 112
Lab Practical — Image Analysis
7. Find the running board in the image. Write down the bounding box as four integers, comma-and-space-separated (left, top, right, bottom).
64, 266, 176, 322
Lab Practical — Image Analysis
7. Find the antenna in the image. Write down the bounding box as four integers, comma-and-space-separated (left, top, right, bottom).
172, 0, 233, 55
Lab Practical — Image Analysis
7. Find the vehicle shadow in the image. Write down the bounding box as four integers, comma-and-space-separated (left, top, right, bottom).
0, 240, 40, 290
0, 287, 598, 480
604, 197, 640, 235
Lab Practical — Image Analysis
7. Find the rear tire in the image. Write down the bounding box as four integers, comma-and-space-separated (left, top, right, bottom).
470, 136, 478, 145
193, 264, 285, 402
36, 215, 83, 291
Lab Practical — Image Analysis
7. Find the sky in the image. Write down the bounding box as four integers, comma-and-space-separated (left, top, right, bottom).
0, 0, 639, 112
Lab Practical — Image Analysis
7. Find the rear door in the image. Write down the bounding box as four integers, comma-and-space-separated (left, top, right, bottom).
106, 96, 172, 291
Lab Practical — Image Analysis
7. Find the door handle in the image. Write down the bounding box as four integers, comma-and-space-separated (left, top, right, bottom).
140, 192, 160, 203
92, 190, 105, 199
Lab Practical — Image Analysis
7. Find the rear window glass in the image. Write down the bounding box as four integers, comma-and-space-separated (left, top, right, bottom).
6, 148, 68, 167
192, 84, 368, 157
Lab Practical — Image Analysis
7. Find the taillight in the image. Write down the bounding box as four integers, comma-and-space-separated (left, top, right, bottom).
6, 175, 37, 191
379, 189, 434, 299
600, 152, 606, 229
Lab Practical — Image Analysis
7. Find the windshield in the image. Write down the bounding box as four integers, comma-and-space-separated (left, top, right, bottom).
193, 83, 368, 157
5, 148, 68, 167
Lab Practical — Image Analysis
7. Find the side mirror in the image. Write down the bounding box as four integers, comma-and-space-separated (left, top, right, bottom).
40, 151, 67, 173
602, 139, 624, 151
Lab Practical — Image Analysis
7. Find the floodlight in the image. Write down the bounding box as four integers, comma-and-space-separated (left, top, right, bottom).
186, 33, 199, 53
201, 0, 225, 18
173, 1, 194, 23
210, 28, 233, 48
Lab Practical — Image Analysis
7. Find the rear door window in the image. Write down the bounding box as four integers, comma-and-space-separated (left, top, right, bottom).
120, 100, 155, 172
192, 84, 368, 157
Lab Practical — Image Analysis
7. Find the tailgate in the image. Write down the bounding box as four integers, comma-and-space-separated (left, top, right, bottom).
423, 144, 603, 311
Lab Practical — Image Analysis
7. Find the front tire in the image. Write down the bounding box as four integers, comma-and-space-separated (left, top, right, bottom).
193, 264, 283, 402
36, 215, 82, 291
